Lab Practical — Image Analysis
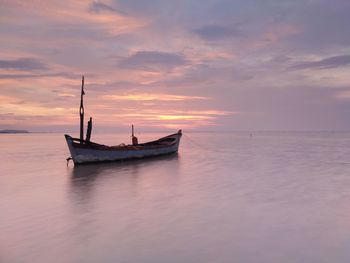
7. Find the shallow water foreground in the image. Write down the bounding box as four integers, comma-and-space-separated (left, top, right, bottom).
1, 132, 350, 263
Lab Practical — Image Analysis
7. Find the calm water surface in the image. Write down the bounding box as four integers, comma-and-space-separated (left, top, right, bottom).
1, 132, 350, 263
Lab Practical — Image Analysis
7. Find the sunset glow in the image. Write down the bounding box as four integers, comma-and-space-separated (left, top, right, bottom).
102, 94, 208, 101
1, 0, 350, 132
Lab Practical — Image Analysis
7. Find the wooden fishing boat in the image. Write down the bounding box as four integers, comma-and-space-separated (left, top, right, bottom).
65, 76, 182, 165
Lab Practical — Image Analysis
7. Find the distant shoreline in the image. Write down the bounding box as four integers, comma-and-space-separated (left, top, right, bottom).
0, 129, 29, 134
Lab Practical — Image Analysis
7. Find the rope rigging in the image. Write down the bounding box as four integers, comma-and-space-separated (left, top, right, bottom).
183, 133, 234, 154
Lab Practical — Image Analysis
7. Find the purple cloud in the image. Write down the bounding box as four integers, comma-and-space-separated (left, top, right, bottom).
89, 1, 119, 13
0, 58, 48, 71
291, 55, 350, 70
118, 51, 189, 71
193, 24, 242, 40
0, 72, 82, 80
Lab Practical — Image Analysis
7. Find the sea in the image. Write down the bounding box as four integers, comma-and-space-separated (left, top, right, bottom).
1, 131, 350, 263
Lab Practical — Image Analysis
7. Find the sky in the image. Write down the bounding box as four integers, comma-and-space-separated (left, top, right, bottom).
1, 0, 350, 132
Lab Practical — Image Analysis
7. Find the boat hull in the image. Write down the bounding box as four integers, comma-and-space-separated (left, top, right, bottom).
65, 132, 182, 165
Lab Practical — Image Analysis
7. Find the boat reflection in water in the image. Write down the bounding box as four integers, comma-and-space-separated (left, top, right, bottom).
71, 153, 178, 178
69, 153, 180, 195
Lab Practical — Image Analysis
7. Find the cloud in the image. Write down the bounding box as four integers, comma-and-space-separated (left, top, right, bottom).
0, 113, 15, 120
0, 58, 48, 71
0, 72, 81, 80
89, 1, 122, 14
291, 55, 350, 70
102, 93, 208, 101
118, 51, 189, 71
193, 24, 242, 40
96, 108, 234, 129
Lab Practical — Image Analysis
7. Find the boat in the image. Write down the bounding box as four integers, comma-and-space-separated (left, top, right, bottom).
65, 76, 182, 165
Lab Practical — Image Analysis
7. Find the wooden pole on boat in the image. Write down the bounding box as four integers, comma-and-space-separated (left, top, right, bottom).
79, 75, 85, 143
132, 124, 138, 145
86, 117, 92, 142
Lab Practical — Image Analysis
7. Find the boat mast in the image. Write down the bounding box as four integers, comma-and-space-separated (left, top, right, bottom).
79, 75, 85, 143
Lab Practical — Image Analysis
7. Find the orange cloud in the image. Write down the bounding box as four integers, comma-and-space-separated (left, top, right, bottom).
95, 109, 236, 129
102, 93, 209, 101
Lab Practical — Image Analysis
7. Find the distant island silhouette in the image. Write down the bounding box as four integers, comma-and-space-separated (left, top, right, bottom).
0, 129, 29, 134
